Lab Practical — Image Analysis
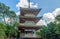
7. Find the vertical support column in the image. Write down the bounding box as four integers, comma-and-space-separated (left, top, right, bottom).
33, 30, 36, 37
28, 0, 30, 8
25, 30, 27, 37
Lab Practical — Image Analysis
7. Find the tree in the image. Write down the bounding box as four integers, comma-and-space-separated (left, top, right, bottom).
36, 22, 58, 39
36, 15, 60, 39
0, 2, 10, 23
55, 15, 60, 21
0, 2, 17, 24
0, 23, 7, 39
6, 10, 17, 24
54, 15, 60, 39
5, 22, 20, 39
0, 2, 19, 39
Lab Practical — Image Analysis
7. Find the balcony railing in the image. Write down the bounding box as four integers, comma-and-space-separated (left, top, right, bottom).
20, 23, 40, 26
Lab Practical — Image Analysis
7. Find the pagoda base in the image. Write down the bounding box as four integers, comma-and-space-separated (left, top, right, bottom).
21, 37, 42, 39
20, 36, 42, 39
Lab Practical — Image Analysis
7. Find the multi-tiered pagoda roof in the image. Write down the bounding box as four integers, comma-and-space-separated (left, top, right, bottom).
18, 6, 42, 39
20, 8, 41, 16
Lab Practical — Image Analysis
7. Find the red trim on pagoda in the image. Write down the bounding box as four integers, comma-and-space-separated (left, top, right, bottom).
20, 7, 41, 16
18, 25, 42, 30
20, 16, 42, 23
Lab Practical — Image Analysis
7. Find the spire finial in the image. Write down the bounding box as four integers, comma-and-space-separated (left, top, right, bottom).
29, 0, 30, 8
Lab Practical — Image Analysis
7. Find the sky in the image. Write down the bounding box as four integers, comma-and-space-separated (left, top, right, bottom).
0, 0, 60, 16
0, 0, 60, 25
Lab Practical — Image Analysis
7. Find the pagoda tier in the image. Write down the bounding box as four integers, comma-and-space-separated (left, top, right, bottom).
20, 7, 41, 16
18, 24, 42, 30
20, 16, 42, 23
18, 6, 42, 39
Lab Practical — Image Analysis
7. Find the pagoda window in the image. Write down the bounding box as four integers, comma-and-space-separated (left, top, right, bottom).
24, 30, 35, 37
24, 21, 35, 26
24, 14, 35, 17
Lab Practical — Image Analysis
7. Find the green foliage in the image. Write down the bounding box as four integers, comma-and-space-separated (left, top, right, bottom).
37, 23, 58, 39
0, 2, 10, 23
0, 23, 7, 39
0, 22, 19, 39
8, 10, 16, 17
0, 2, 9, 12
36, 15, 60, 39
56, 15, 60, 21
0, 2, 16, 23
0, 2, 19, 39
5, 22, 19, 37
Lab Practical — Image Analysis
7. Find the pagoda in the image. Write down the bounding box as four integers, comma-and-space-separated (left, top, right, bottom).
18, 0, 42, 39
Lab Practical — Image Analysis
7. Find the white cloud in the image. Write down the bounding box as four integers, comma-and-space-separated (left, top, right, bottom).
2, 17, 14, 23
16, 0, 38, 8
36, 19, 47, 26
43, 8, 60, 24
37, 8, 60, 26
52, 8, 60, 17
16, 0, 60, 26
30, 2, 38, 8
2, 18, 10, 23
16, 11, 20, 16
16, 0, 28, 8
43, 12, 55, 23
